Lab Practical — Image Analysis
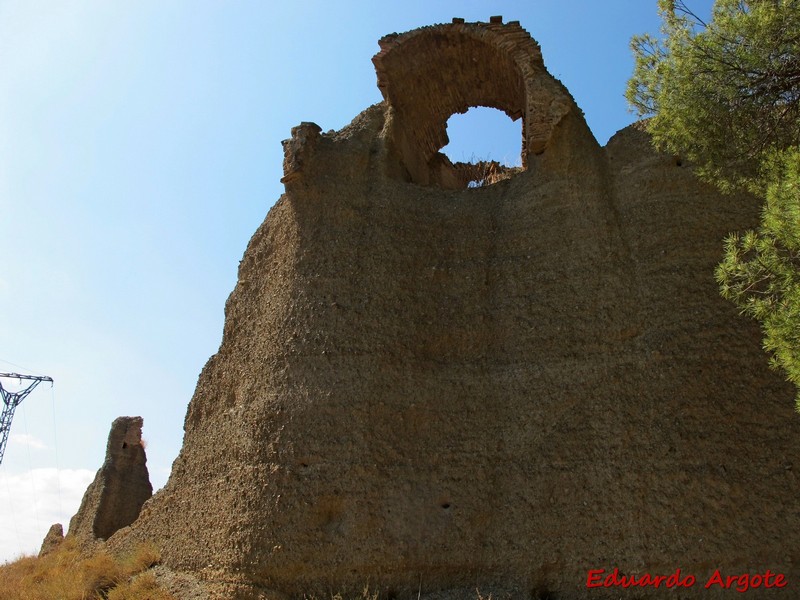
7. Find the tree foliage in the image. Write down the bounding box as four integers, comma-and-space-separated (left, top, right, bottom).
716, 149, 800, 401
627, 0, 800, 408
628, 0, 800, 192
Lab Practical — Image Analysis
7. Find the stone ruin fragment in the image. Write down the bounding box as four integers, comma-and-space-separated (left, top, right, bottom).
38, 523, 64, 557
42, 416, 152, 557
68, 416, 152, 542
102, 18, 800, 600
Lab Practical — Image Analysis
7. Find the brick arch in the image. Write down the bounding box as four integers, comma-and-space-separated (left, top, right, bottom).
372, 18, 573, 188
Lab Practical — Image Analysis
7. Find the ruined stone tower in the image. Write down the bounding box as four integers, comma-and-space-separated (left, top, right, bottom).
70, 416, 152, 542
110, 19, 800, 599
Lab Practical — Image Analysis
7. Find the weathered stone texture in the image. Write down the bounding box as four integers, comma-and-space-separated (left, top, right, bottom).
373, 19, 574, 189
38, 523, 63, 557
69, 416, 152, 541
109, 19, 800, 600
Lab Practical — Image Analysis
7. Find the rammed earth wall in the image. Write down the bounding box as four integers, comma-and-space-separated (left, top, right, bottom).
107, 19, 800, 600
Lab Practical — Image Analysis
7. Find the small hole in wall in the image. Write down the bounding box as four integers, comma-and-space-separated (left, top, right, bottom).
122, 442, 128, 449
441, 502, 451, 510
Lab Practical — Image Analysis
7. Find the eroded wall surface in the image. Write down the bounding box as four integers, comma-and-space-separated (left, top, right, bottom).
110, 19, 800, 600
70, 416, 152, 542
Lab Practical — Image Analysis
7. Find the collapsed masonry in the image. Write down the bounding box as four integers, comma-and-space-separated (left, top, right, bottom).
38, 523, 63, 558
69, 416, 152, 541
41, 416, 152, 557
106, 18, 800, 600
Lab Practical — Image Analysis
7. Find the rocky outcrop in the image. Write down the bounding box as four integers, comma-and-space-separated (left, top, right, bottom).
109, 18, 800, 600
38, 523, 63, 557
69, 416, 152, 541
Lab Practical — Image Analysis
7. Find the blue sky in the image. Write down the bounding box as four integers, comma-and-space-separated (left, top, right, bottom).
0, 0, 714, 561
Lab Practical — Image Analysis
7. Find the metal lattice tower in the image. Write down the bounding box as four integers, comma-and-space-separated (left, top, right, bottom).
0, 372, 53, 465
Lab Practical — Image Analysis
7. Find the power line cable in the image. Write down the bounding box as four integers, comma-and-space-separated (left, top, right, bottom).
20, 403, 41, 531
51, 386, 63, 516
0, 358, 36, 374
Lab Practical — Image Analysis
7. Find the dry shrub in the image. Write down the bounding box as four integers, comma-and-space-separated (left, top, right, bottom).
121, 541, 161, 574
7, 536, 87, 600
0, 537, 172, 600
317, 584, 379, 600
0, 555, 42, 599
107, 571, 174, 600
81, 551, 123, 595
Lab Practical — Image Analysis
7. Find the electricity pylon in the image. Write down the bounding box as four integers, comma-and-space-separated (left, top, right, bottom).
0, 373, 53, 465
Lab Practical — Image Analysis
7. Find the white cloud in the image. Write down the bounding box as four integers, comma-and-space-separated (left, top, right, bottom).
0, 467, 94, 563
9, 433, 47, 450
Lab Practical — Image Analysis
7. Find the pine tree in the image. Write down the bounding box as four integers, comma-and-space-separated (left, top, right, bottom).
627, 0, 800, 408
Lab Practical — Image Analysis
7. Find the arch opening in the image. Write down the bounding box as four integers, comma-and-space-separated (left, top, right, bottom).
441, 106, 523, 188
373, 20, 572, 190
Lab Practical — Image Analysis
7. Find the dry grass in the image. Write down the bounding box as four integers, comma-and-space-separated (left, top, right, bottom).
120, 541, 161, 575
0, 536, 174, 600
305, 584, 380, 600
107, 572, 174, 600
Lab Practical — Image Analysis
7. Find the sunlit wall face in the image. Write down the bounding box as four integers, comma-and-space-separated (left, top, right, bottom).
0, 0, 715, 561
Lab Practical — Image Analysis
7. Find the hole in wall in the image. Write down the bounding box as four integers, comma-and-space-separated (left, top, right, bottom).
442, 107, 522, 167
441, 106, 523, 188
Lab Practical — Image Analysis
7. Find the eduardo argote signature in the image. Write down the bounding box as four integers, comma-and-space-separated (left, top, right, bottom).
587, 567, 788, 593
